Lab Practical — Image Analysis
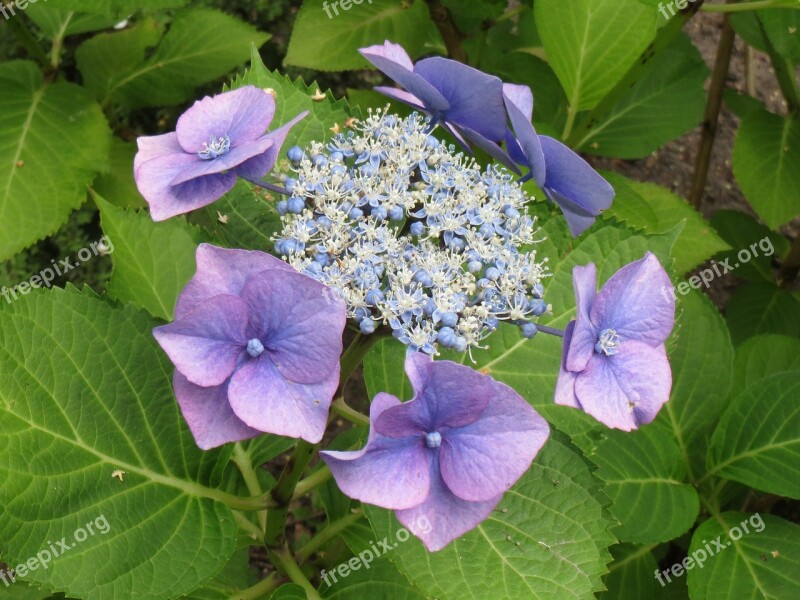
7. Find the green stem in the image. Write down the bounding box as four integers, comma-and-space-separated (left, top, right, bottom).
296, 509, 364, 563
265, 441, 317, 547
233, 443, 267, 533
5, 14, 50, 71
269, 546, 322, 600
337, 333, 384, 395
293, 465, 333, 501
209, 489, 275, 512
232, 510, 264, 542
49, 11, 74, 70
228, 572, 281, 600
701, 0, 799, 13
425, 0, 467, 62
331, 396, 371, 427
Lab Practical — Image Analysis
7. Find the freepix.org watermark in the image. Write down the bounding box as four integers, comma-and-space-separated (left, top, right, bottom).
320, 514, 431, 587
654, 513, 765, 587
1, 235, 114, 305
322, 0, 373, 19
0, 514, 111, 588
657, 0, 700, 20
661, 236, 774, 302
1, 0, 48, 21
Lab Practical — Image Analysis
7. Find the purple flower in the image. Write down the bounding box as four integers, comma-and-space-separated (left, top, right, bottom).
134, 86, 307, 221
555, 252, 675, 431
322, 353, 550, 551
359, 41, 507, 143
153, 244, 346, 448
484, 84, 614, 237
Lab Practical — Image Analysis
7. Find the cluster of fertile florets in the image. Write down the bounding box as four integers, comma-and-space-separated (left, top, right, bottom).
274, 111, 551, 355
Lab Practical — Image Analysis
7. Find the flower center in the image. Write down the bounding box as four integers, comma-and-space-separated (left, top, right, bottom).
595, 329, 619, 356
246, 338, 265, 358
198, 135, 231, 160
425, 431, 442, 449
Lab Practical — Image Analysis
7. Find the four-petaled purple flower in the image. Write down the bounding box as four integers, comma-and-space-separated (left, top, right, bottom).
359, 41, 508, 144
322, 353, 550, 551
555, 252, 675, 430
154, 244, 346, 448
135, 86, 307, 221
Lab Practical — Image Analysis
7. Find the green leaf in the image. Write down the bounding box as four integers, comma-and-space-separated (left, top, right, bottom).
732, 334, 800, 390
26, 5, 119, 39
709, 210, 788, 282
725, 281, 800, 345
0, 287, 239, 599
205, 181, 283, 252
591, 426, 699, 544
270, 584, 308, 599
321, 557, 426, 599
653, 291, 734, 480
363, 435, 614, 599
185, 547, 257, 600
535, 0, 657, 111
707, 372, 800, 499
733, 109, 800, 229
285, 0, 441, 72
363, 337, 414, 401
33, 0, 187, 15
0, 580, 54, 600
92, 138, 146, 209
0, 61, 111, 261
78, 9, 269, 108
603, 175, 729, 274
687, 513, 800, 600
230, 46, 355, 152
598, 544, 661, 600
575, 33, 708, 159
96, 193, 201, 321
731, 9, 800, 62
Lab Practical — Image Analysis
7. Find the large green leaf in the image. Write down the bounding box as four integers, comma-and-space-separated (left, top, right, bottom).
321, 557, 426, 599
598, 544, 661, 600
709, 210, 789, 283
535, 0, 657, 112
285, 0, 441, 72
96, 193, 201, 321
707, 372, 800, 499
653, 291, 733, 480
732, 334, 800, 390
34, 0, 186, 14
364, 435, 614, 599
576, 33, 707, 158
725, 281, 800, 345
93, 138, 146, 209
732, 109, 800, 229
77, 9, 269, 108
603, 174, 729, 274
591, 427, 699, 544
687, 513, 800, 600
0, 287, 239, 599
230, 46, 355, 153
26, 5, 119, 39
0, 61, 110, 261
204, 181, 282, 253
731, 9, 800, 62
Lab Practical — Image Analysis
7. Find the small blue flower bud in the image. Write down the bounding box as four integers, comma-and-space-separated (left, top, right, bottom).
284, 177, 297, 192
331, 164, 347, 176
371, 205, 388, 221
330, 151, 344, 162
521, 323, 538, 339
410, 222, 424, 236
468, 260, 483, 273
425, 431, 442, 448
276, 200, 289, 215
388, 205, 404, 221
360, 318, 378, 334
413, 270, 433, 287
287, 146, 304, 162
287, 197, 305, 214
437, 327, 457, 347
247, 338, 265, 358
365, 289, 384, 306
485, 267, 501, 280
440, 311, 458, 328
312, 155, 328, 167
349, 207, 364, 220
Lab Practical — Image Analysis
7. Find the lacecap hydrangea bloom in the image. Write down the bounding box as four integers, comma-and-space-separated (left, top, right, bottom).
135, 85, 306, 221
274, 111, 550, 356
153, 244, 346, 448
322, 353, 550, 551
555, 252, 675, 430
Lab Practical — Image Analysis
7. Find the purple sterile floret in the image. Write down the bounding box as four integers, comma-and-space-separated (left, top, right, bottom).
359, 41, 507, 143
501, 84, 614, 237
322, 353, 550, 552
134, 86, 307, 221
154, 244, 346, 448
555, 252, 675, 431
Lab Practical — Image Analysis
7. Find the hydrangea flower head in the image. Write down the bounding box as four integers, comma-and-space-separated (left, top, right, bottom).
359, 41, 507, 143
153, 244, 346, 447
274, 111, 551, 356
322, 353, 550, 551
555, 252, 675, 430
499, 84, 614, 237
134, 86, 307, 221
